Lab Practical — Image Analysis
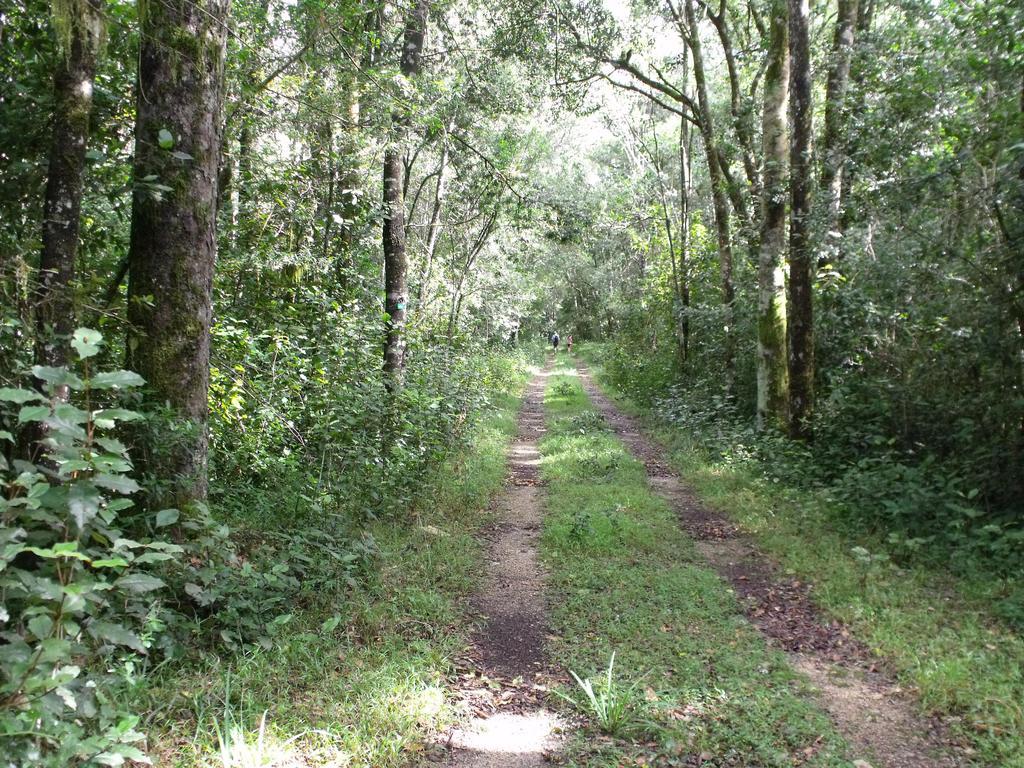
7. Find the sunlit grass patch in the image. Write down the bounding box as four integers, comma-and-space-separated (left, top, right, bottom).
539, 373, 849, 767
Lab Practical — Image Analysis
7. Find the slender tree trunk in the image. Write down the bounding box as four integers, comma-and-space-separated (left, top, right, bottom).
787, 0, 814, 439
35, 0, 103, 398
126, 0, 230, 505
382, 0, 430, 390
684, 0, 735, 396
337, 77, 361, 286
416, 134, 450, 308
757, 0, 790, 431
819, 0, 859, 263
677, 110, 692, 364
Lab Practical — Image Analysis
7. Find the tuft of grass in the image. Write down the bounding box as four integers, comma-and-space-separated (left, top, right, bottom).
539, 373, 851, 767
558, 652, 649, 738
582, 356, 1024, 767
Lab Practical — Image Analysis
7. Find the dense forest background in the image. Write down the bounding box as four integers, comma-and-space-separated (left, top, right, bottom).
1, 0, 1022, 763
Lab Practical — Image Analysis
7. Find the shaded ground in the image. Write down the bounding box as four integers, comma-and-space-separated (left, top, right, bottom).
575, 365, 968, 768
431, 367, 564, 768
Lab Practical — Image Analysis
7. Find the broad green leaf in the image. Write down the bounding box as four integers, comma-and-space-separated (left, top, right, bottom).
69, 482, 101, 530
31, 365, 85, 389
91, 557, 130, 569
157, 128, 174, 149
0, 387, 45, 403
93, 408, 144, 429
155, 508, 180, 527
27, 614, 53, 639
91, 370, 146, 390
71, 327, 102, 358
88, 620, 145, 652
96, 437, 129, 456
114, 573, 165, 593
17, 405, 50, 423
93, 473, 141, 494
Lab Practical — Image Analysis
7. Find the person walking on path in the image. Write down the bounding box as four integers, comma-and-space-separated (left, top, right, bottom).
566, 334, 573, 354
551, 331, 560, 351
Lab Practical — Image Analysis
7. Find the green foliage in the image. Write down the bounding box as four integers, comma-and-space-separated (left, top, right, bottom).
0, 329, 166, 767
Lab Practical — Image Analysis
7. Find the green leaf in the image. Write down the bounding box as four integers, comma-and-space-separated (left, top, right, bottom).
91, 557, 130, 569
114, 573, 165, 593
96, 437, 129, 456
32, 365, 84, 389
93, 473, 141, 494
17, 405, 50, 423
133, 551, 175, 565
91, 370, 146, 390
157, 128, 174, 149
155, 508, 180, 527
93, 408, 144, 426
88, 619, 146, 652
22, 543, 90, 561
71, 327, 103, 359
27, 614, 54, 639
69, 482, 101, 529
0, 387, 45, 403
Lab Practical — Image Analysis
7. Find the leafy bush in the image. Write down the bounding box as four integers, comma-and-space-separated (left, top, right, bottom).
0, 328, 170, 767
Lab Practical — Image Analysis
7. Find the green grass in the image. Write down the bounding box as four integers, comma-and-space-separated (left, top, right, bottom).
539, 369, 851, 767
140, 369, 531, 767
580, 357, 1024, 767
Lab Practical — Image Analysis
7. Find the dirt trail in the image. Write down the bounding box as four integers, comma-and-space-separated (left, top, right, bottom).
575, 365, 968, 768
432, 367, 564, 768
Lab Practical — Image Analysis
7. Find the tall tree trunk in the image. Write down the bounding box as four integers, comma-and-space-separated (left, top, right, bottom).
35, 0, 103, 398
756, 0, 790, 431
819, 0, 859, 263
684, 0, 736, 396
677, 110, 692, 364
337, 77, 361, 286
382, 0, 430, 390
127, 0, 229, 506
416, 133, 450, 308
787, 0, 814, 439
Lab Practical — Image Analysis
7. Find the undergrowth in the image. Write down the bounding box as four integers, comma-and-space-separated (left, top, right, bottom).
140, 355, 531, 766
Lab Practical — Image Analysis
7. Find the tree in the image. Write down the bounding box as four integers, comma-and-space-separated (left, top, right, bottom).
126, 0, 230, 505
819, 0, 859, 262
383, 0, 430, 390
786, 0, 814, 439
756, 0, 789, 431
35, 0, 104, 401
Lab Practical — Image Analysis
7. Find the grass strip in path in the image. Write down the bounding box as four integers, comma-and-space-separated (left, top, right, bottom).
143, 370, 530, 767
579, 354, 1024, 768
538, 368, 851, 767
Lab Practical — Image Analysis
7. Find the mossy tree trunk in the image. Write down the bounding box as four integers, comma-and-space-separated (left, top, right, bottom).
787, 0, 814, 439
382, 0, 430, 391
126, 0, 229, 505
35, 0, 103, 400
756, 0, 790, 431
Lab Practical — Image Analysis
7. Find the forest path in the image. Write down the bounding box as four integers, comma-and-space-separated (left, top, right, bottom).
433, 365, 564, 768
574, 364, 968, 768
